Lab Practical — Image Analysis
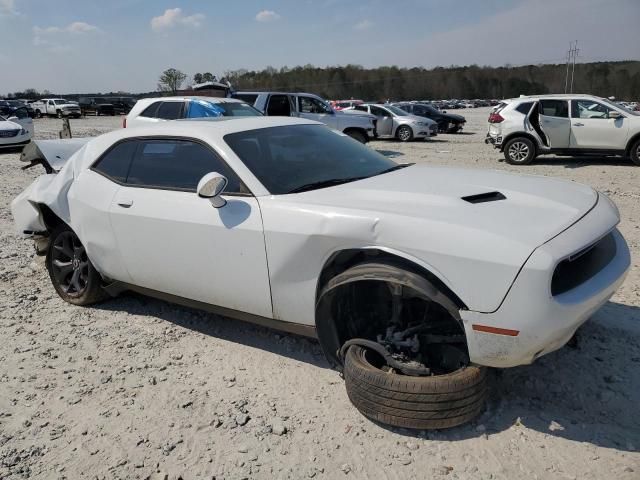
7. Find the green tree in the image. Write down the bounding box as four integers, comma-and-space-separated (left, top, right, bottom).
158, 68, 187, 93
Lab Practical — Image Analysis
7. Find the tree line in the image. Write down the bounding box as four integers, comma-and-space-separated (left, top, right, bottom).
6, 61, 639, 101
223, 61, 640, 101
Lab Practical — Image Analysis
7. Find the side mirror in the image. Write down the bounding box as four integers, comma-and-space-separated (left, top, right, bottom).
609, 111, 622, 119
197, 172, 227, 208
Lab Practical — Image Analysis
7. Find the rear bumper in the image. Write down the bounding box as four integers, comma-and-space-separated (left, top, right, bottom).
462, 194, 630, 368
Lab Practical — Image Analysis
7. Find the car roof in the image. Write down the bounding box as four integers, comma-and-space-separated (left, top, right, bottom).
136, 96, 244, 103
504, 93, 602, 103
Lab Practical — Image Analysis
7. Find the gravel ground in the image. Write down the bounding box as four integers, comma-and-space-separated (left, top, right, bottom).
0, 109, 639, 480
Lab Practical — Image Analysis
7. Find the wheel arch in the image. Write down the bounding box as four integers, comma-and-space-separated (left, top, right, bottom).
624, 132, 640, 156
314, 248, 467, 368
500, 132, 540, 153
342, 127, 369, 142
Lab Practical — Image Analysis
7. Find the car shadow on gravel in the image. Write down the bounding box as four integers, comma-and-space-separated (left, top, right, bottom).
376, 150, 405, 159
500, 156, 635, 168
94, 292, 331, 369
367, 301, 640, 452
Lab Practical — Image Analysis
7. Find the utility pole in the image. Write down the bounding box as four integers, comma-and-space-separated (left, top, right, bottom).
570, 40, 579, 93
564, 41, 579, 93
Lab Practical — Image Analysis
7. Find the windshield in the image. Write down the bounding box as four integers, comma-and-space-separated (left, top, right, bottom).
224, 124, 398, 194
385, 105, 409, 116
188, 100, 262, 118
53, 99, 68, 105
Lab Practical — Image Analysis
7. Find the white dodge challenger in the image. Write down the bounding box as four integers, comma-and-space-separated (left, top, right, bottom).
11, 117, 630, 429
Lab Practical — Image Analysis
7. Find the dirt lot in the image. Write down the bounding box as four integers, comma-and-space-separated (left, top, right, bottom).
1, 109, 639, 480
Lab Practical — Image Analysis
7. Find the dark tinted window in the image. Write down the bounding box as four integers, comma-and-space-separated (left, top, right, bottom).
515, 102, 534, 114
224, 125, 396, 195
126, 139, 243, 193
540, 100, 568, 118
156, 101, 184, 120
266, 95, 291, 116
140, 101, 161, 118
93, 141, 137, 182
354, 105, 368, 112
232, 93, 259, 104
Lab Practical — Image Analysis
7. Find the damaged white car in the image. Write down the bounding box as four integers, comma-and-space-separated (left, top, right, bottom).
12, 118, 630, 429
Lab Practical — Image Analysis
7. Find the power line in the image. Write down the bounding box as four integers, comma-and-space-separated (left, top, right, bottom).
565, 41, 579, 93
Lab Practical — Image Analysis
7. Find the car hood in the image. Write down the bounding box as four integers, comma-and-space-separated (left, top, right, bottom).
269, 164, 599, 312
291, 164, 597, 249
0, 120, 22, 131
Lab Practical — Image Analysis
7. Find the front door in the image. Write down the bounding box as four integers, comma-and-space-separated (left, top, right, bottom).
539, 99, 571, 148
106, 138, 273, 318
569, 99, 630, 149
370, 106, 393, 136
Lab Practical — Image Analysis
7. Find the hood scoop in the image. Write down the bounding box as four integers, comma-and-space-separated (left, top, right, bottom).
461, 191, 506, 204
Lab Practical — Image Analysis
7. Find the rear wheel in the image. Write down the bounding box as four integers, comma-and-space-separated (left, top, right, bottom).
630, 139, 640, 166
396, 125, 414, 142
46, 225, 108, 305
56, 110, 63, 119
504, 137, 536, 165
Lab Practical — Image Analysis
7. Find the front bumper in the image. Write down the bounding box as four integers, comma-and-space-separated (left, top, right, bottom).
462, 194, 630, 368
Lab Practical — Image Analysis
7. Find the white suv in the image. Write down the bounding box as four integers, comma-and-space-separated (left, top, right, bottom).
485, 94, 640, 165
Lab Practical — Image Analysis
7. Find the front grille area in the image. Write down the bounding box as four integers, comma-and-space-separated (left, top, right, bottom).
0, 129, 20, 138
551, 232, 617, 296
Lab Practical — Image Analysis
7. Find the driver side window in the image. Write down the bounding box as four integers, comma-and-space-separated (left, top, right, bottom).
571, 100, 610, 119
299, 96, 330, 114
370, 106, 389, 117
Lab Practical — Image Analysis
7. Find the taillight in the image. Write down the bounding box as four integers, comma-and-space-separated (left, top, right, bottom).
488, 112, 504, 123
122, 117, 127, 128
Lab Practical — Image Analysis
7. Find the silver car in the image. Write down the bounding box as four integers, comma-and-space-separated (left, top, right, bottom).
344, 104, 437, 141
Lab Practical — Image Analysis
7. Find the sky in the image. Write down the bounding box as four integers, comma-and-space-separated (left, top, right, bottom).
1, 0, 639, 94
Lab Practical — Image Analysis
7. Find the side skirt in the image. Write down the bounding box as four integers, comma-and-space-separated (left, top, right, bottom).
102, 281, 318, 339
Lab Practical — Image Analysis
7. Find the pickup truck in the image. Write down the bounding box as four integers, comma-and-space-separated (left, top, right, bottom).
30, 98, 81, 119
231, 92, 376, 143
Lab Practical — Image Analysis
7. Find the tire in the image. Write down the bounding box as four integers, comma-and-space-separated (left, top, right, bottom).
35, 110, 42, 119
503, 137, 536, 165
46, 225, 108, 306
345, 130, 367, 144
56, 110, 63, 119
396, 125, 414, 142
630, 138, 640, 166
344, 345, 487, 429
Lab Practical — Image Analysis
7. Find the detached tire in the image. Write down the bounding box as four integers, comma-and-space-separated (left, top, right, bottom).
46, 225, 108, 306
344, 345, 487, 429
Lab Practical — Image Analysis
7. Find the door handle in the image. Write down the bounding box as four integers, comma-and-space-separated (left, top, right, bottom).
117, 199, 133, 208
573, 122, 584, 127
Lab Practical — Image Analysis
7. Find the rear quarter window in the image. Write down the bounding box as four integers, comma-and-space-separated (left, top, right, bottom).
515, 102, 534, 114
140, 101, 161, 118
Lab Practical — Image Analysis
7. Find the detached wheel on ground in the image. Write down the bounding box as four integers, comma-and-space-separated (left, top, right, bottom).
504, 137, 536, 165
396, 125, 414, 142
46, 225, 108, 306
344, 344, 487, 429
630, 138, 640, 166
